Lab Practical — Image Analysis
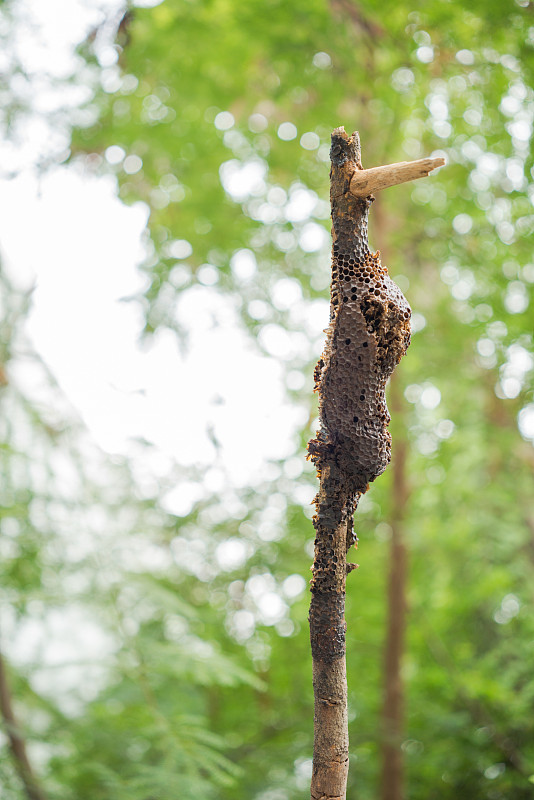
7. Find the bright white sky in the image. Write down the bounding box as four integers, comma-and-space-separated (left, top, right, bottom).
0, 168, 306, 497
0, 0, 312, 512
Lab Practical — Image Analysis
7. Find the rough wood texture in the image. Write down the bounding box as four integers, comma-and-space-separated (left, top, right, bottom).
350, 156, 445, 197
308, 128, 412, 800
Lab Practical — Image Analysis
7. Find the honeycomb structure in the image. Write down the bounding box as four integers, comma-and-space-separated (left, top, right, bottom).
308, 132, 413, 783
308, 131, 411, 498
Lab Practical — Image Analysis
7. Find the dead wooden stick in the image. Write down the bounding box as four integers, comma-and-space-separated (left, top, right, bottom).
350, 156, 445, 197
308, 127, 443, 800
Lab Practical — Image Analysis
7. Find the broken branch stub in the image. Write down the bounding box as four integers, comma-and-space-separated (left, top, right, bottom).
350, 156, 445, 197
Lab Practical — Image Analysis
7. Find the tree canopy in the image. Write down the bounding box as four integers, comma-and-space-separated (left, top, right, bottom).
1, 0, 533, 798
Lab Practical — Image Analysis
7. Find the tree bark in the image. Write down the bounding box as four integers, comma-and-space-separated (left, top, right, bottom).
380, 372, 408, 800
308, 128, 411, 799
309, 464, 352, 799
0, 652, 48, 800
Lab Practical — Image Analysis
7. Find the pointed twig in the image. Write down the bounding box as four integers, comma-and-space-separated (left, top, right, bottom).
350, 156, 445, 197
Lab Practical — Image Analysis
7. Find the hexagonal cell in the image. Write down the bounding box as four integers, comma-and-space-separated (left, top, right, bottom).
310, 239, 411, 494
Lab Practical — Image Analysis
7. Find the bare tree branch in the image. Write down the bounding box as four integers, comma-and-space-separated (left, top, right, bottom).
350, 157, 445, 197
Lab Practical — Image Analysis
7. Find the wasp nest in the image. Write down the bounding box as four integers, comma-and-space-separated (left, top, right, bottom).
309, 130, 411, 495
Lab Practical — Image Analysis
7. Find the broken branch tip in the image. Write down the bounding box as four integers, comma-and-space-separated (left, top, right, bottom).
349, 155, 446, 197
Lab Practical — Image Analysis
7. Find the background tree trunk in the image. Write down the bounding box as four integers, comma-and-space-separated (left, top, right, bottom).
0, 652, 48, 800
380, 373, 408, 800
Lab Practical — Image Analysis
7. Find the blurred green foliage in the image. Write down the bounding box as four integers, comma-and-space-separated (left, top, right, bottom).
1, 0, 534, 798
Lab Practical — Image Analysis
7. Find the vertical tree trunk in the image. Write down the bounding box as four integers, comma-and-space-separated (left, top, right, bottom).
309, 464, 353, 799
380, 372, 408, 800
308, 128, 411, 799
